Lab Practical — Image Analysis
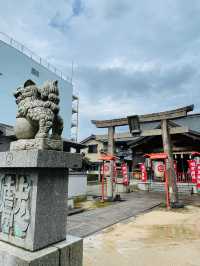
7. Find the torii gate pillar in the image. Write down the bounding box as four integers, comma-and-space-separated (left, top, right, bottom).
161, 119, 178, 204
107, 126, 115, 199
108, 126, 115, 155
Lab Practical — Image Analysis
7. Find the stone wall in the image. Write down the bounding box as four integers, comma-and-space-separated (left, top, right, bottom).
137, 181, 196, 194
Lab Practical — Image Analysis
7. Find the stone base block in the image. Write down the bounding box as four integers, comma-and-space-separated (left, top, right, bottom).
54, 235, 83, 266
68, 198, 75, 209
10, 138, 63, 151
0, 235, 83, 266
115, 183, 128, 193
138, 181, 150, 191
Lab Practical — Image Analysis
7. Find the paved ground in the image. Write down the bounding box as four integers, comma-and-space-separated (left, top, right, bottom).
83, 203, 200, 266
67, 191, 162, 238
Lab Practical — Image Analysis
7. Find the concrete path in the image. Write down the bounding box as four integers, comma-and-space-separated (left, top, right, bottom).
67, 191, 162, 238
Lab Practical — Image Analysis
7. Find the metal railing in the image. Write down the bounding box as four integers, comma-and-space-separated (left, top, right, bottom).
131, 171, 193, 184
0, 31, 71, 82
176, 172, 192, 183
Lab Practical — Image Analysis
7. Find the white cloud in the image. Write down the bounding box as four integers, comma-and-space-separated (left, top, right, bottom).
1, 0, 200, 139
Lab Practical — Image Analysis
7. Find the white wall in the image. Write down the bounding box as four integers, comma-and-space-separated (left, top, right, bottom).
0, 41, 73, 138
68, 172, 87, 198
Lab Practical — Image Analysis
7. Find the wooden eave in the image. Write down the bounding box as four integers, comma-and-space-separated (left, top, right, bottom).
128, 120, 200, 149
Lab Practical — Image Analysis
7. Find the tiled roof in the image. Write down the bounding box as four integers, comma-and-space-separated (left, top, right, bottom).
80, 132, 136, 144
0, 123, 14, 136
96, 132, 133, 142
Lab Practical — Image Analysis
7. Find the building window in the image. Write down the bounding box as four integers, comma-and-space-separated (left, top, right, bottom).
88, 144, 98, 154
31, 67, 39, 77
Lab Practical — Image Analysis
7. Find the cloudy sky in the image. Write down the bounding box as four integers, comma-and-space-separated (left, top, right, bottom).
1, 0, 200, 140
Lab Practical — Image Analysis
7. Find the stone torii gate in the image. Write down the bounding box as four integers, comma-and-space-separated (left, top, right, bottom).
92, 105, 194, 205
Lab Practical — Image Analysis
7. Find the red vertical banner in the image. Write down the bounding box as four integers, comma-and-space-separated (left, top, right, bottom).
122, 162, 129, 186
113, 161, 117, 182
188, 160, 197, 183
196, 163, 200, 189
139, 163, 147, 182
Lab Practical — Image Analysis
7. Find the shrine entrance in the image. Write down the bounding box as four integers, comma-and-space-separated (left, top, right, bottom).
92, 105, 195, 207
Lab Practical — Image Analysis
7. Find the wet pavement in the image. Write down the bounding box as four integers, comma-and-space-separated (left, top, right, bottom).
67, 191, 162, 237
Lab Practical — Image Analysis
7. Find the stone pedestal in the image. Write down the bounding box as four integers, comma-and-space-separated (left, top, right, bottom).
0, 150, 83, 265
0, 234, 83, 266
106, 176, 113, 199
10, 138, 63, 151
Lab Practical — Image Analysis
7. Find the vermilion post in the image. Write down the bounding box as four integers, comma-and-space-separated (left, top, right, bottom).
102, 161, 105, 202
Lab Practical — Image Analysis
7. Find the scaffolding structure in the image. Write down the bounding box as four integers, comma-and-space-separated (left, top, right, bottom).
71, 94, 79, 142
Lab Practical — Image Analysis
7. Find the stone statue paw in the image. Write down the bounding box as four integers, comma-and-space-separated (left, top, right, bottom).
35, 132, 48, 139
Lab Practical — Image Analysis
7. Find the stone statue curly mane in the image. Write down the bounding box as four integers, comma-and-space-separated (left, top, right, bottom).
14, 79, 63, 139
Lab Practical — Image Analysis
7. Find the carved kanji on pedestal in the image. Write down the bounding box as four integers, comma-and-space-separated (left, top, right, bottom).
0, 174, 31, 239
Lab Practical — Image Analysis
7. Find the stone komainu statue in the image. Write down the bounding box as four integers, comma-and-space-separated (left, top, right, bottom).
14, 79, 63, 139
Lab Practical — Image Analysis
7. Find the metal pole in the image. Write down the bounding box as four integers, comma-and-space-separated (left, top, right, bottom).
76, 97, 79, 142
